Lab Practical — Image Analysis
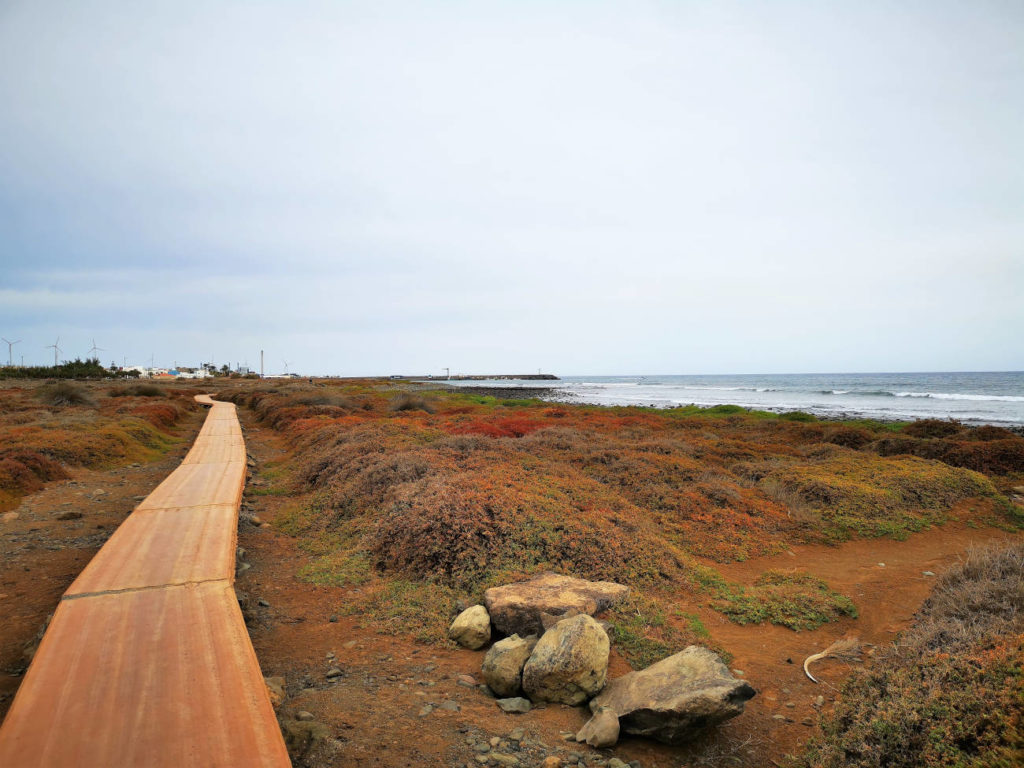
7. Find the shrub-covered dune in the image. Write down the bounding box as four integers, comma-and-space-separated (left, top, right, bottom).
0, 381, 198, 512
218, 382, 1022, 651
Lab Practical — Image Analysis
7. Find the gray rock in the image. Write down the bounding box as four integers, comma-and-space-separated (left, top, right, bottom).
484, 573, 629, 637
295, 711, 315, 721
496, 697, 532, 714
448, 605, 492, 650
576, 705, 620, 748
325, 667, 343, 678
590, 646, 755, 744
522, 615, 609, 705
482, 634, 538, 697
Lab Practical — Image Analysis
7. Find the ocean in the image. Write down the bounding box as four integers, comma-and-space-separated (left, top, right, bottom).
442, 372, 1024, 426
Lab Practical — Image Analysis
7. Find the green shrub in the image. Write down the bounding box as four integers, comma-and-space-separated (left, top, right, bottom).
36, 381, 93, 407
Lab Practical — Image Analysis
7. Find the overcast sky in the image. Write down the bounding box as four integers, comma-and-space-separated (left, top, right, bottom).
1, 2, 1021, 376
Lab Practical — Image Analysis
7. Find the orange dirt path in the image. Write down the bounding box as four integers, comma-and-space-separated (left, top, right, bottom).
0, 395, 291, 768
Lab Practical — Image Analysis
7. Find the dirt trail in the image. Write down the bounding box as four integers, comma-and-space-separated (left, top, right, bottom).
690, 513, 1018, 763
236, 411, 1021, 768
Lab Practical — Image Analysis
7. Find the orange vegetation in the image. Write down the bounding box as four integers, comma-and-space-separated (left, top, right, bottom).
217, 382, 1021, 641
0, 381, 197, 512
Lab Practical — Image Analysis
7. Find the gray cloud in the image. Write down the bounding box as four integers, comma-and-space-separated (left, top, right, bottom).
1, 1, 1022, 375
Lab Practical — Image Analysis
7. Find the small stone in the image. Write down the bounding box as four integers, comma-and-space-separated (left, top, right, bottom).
250, 515, 263, 526
237, 562, 251, 573
344, 640, 358, 649
785, 702, 795, 708
813, 695, 825, 709
507, 727, 525, 741
328, 615, 338, 622
576, 705, 619, 748
922, 571, 935, 577
2, 512, 20, 523
474, 757, 489, 766
257, 598, 270, 607
541, 758, 562, 768
802, 717, 814, 726
496, 697, 532, 714
489, 737, 501, 747
732, 669, 745, 677
326, 667, 343, 678
264, 676, 285, 709
877, 562, 885, 567
474, 742, 491, 753
607, 761, 628, 768
560, 731, 576, 741
448, 605, 492, 650
56, 511, 83, 521
295, 711, 315, 721
418, 705, 434, 717
489, 754, 519, 767
438, 700, 460, 711
772, 714, 787, 721
457, 674, 477, 687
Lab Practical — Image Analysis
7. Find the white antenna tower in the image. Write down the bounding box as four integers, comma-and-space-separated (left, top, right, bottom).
2, 337, 21, 367
45, 337, 62, 367
283, 360, 290, 375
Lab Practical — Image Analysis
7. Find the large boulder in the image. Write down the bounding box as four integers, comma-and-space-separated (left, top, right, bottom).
522, 614, 609, 705
484, 573, 630, 637
448, 605, 491, 650
482, 634, 538, 697
589, 646, 756, 744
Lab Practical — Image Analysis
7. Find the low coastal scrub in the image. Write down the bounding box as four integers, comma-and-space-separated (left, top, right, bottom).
693, 567, 859, 631
217, 381, 1020, 646
796, 542, 1024, 768
0, 382, 196, 511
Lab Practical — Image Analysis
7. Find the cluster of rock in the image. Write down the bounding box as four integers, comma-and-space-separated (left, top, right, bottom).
449, 573, 755, 748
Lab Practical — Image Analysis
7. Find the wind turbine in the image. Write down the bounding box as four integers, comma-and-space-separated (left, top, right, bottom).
88, 338, 105, 359
2, 337, 21, 367
282, 360, 290, 375
45, 337, 62, 367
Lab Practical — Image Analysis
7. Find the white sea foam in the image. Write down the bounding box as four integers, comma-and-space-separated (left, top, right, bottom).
894, 392, 1024, 402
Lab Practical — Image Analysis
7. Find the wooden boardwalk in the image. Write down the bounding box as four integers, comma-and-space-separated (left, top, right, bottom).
0, 395, 291, 767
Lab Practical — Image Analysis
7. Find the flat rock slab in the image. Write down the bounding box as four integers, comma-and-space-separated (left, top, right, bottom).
590, 646, 756, 744
484, 572, 629, 637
